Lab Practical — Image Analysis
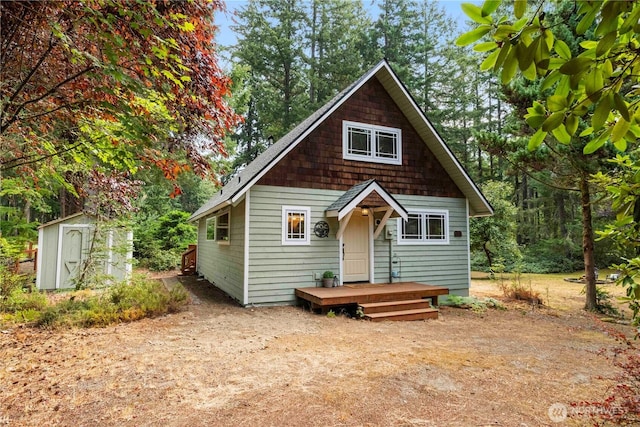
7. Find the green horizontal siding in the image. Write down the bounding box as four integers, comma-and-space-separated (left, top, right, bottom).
248, 185, 342, 305
374, 195, 469, 295
197, 200, 245, 303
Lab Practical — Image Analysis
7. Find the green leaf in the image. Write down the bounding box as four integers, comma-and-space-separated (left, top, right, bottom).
493, 42, 511, 71
542, 112, 564, 132
576, 7, 598, 35
522, 60, 537, 80
474, 41, 499, 52
621, 4, 640, 34
552, 124, 571, 144
528, 128, 547, 151
461, 3, 492, 24
593, 95, 611, 130
518, 37, 539, 71
514, 0, 527, 19
480, 49, 500, 71
482, 0, 501, 16
501, 43, 519, 84
526, 114, 546, 128
566, 115, 579, 136
612, 118, 631, 144
585, 69, 604, 97
559, 57, 592, 75
547, 95, 567, 112
583, 128, 612, 154
596, 31, 617, 57
579, 127, 594, 137
614, 93, 631, 122
456, 25, 491, 46
541, 70, 561, 91
554, 39, 571, 60
614, 138, 627, 152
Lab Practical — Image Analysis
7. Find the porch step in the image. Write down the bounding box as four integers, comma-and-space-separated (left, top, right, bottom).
363, 307, 439, 322
359, 299, 431, 314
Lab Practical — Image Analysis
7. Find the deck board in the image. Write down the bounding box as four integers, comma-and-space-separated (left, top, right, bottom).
295, 282, 449, 309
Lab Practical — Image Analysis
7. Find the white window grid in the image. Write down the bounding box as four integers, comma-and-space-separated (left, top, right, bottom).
343, 121, 402, 165
282, 206, 311, 245
398, 210, 449, 245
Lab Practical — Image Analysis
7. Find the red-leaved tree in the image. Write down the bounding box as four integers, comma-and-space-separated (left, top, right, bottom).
1, 0, 240, 209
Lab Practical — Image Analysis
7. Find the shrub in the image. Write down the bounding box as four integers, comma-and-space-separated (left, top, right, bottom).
133, 210, 196, 271
36, 276, 189, 328
494, 272, 543, 306
143, 248, 180, 271
580, 286, 620, 317
1, 287, 47, 312
442, 295, 506, 313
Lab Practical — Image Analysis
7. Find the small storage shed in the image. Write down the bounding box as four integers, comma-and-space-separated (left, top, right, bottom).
36, 213, 133, 290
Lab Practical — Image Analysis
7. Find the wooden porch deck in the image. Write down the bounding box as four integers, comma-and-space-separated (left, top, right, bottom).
295, 282, 449, 313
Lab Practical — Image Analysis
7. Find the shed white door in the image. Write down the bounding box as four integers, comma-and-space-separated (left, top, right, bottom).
342, 213, 370, 282
59, 225, 91, 289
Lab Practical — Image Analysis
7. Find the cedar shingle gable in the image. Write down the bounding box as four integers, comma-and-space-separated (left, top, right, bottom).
257, 77, 464, 198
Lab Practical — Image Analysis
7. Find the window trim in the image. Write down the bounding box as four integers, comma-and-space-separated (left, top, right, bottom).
205, 217, 216, 241
342, 120, 402, 165
215, 210, 231, 245
282, 206, 311, 246
397, 209, 449, 245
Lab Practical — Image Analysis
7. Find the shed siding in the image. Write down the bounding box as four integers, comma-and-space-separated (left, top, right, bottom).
37, 214, 132, 290
196, 200, 245, 303
373, 195, 469, 296
38, 222, 62, 290
248, 185, 341, 305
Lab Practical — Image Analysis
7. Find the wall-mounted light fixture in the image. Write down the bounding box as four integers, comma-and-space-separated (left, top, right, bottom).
361, 206, 370, 216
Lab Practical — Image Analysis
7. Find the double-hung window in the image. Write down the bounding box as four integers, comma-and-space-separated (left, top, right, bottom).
208, 210, 230, 244
398, 210, 449, 244
343, 121, 401, 165
282, 206, 311, 245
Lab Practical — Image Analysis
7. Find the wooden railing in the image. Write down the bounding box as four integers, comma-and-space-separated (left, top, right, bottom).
8, 242, 37, 274
181, 244, 197, 276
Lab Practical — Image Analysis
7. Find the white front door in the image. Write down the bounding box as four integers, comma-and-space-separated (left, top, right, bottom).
342, 213, 370, 282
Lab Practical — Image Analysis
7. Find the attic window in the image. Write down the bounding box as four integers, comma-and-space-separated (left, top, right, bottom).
343, 121, 402, 165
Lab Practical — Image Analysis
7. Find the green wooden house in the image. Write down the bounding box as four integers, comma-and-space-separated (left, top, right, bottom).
189, 60, 492, 306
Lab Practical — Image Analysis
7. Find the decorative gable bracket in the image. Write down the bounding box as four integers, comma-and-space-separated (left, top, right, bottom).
326, 179, 408, 240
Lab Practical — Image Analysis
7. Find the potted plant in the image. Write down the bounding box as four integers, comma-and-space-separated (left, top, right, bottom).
322, 271, 335, 288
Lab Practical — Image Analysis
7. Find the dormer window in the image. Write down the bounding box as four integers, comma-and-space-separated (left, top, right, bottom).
343, 121, 402, 165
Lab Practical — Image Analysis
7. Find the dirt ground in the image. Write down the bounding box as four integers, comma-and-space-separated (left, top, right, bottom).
0, 271, 635, 426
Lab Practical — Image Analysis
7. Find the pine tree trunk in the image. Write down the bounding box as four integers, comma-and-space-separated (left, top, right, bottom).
580, 174, 597, 311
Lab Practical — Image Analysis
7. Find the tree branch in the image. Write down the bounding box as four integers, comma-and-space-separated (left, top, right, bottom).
0, 140, 84, 172
1, 65, 95, 134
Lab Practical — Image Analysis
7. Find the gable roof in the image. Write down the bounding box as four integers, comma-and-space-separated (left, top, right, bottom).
190, 59, 492, 222
326, 179, 408, 221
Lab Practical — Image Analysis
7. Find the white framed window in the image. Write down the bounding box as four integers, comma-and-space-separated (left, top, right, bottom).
206, 217, 216, 240
282, 206, 311, 245
398, 210, 449, 245
343, 121, 402, 165
214, 210, 230, 244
